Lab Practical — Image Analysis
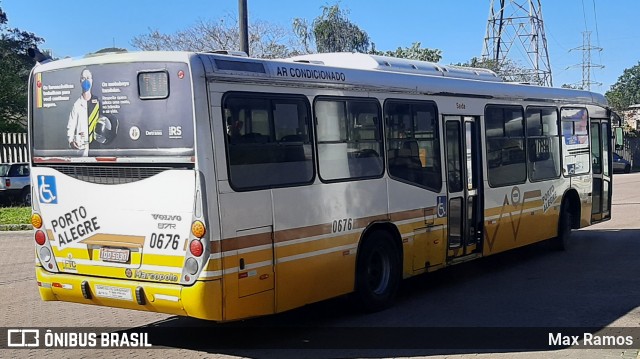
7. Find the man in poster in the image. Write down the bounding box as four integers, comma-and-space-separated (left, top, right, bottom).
67, 68, 99, 155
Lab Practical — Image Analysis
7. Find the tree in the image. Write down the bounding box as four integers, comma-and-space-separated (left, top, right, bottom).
131, 16, 298, 59
369, 42, 441, 62
0, 5, 43, 132
293, 4, 370, 53
606, 62, 640, 112
454, 57, 537, 83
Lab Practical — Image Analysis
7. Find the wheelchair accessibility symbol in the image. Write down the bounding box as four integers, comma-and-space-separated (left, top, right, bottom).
38, 175, 58, 204
436, 195, 447, 218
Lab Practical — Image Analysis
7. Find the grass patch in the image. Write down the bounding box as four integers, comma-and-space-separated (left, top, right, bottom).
0, 206, 31, 225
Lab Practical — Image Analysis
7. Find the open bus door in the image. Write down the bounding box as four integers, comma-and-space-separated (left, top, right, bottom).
590, 109, 614, 223
443, 115, 484, 263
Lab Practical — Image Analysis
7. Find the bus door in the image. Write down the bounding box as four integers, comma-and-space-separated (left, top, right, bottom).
590, 116, 612, 222
444, 116, 483, 262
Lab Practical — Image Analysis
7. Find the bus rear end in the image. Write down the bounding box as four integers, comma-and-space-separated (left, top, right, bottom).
29, 53, 222, 320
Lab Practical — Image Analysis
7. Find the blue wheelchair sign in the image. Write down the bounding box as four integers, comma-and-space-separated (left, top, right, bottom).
38, 175, 58, 204
437, 196, 447, 218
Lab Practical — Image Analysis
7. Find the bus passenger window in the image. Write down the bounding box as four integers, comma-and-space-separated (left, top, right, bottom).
561, 108, 590, 175
222, 93, 314, 190
316, 98, 384, 181
526, 107, 560, 181
384, 100, 441, 191
485, 105, 526, 187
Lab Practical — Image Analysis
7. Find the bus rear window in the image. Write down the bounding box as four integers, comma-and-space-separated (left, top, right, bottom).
138, 71, 169, 99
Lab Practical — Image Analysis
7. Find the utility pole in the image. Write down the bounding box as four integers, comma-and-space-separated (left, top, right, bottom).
568, 31, 603, 91
239, 0, 249, 56
482, 0, 553, 86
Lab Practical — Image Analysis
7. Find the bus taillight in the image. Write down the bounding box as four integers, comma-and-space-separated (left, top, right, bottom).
189, 239, 203, 257
31, 213, 43, 229
191, 220, 206, 238
35, 230, 46, 245
185, 258, 198, 275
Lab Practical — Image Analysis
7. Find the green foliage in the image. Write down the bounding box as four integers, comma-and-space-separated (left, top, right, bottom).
0, 206, 30, 225
606, 62, 640, 112
294, 4, 370, 53
0, 4, 43, 132
369, 42, 441, 62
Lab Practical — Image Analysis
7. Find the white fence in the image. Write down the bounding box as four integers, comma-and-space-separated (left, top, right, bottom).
0, 133, 28, 163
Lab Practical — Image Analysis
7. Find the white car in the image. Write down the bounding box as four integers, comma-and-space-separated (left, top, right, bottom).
0, 163, 31, 205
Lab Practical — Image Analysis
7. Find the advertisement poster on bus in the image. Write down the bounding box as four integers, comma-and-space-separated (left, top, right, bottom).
31, 62, 195, 158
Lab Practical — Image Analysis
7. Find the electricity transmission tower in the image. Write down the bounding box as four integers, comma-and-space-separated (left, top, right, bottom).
568, 31, 603, 90
482, 0, 553, 86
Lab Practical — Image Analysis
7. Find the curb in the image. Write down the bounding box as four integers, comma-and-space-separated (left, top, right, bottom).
0, 224, 32, 231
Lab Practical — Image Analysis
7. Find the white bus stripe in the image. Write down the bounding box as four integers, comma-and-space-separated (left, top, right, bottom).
277, 244, 357, 264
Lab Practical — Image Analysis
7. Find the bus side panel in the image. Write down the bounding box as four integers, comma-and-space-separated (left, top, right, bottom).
482, 180, 563, 255
387, 179, 446, 274
571, 175, 593, 228
272, 180, 388, 314
218, 190, 275, 321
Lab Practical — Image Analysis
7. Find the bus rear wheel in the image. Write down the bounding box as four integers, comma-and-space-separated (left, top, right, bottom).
355, 230, 401, 312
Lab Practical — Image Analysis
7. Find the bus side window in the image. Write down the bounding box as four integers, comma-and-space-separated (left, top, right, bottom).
223, 93, 314, 190
526, 107, 560, 181
315, 97, 383, 181
384, 100, 441, 191
485, 105, 527, 187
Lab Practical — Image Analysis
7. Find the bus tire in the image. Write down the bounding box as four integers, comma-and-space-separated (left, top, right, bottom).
554, 204, 572, 251
355, 230, 401, 312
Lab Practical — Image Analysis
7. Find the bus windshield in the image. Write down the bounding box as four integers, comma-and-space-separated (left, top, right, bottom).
31, 62, 194, 158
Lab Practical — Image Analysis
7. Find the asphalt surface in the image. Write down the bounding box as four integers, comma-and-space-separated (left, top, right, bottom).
2, 172, 640, 358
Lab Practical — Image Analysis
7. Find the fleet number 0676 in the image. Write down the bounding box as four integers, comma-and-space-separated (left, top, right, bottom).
332, 218, 353, 233
149, 233, 180, 250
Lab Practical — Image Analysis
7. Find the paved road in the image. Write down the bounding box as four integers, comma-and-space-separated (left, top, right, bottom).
2, 173, 640, 358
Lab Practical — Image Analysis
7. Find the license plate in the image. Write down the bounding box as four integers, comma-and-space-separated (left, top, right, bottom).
100, 247, 130, 263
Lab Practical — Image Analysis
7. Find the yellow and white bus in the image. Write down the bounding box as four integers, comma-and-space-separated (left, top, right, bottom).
29, 51, 613, 321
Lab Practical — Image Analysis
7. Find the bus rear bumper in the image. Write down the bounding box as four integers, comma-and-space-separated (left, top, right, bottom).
35, 267, 223, 321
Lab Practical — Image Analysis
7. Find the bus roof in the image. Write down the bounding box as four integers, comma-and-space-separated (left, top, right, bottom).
32, 50, 608, 108
202, 52, 607, 107
32, 51, 195, 73
288, 52, 503, 82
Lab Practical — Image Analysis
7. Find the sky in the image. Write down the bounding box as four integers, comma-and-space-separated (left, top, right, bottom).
3, 0, 639, 94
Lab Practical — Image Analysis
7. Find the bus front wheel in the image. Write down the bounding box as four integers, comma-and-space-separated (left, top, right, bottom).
355, 230, 401, 312
554, 204, 573, 251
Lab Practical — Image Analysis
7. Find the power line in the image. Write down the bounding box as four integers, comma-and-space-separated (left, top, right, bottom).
592, 0, 603, 64
580, 0, 589, 32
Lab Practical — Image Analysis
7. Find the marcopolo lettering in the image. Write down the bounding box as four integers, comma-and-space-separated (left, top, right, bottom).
134, 269, 178, 282
276, 66, 346, 82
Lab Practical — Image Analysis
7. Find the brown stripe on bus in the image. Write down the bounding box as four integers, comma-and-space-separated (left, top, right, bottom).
220, 231, 273, 252
216, 207, 437, 252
